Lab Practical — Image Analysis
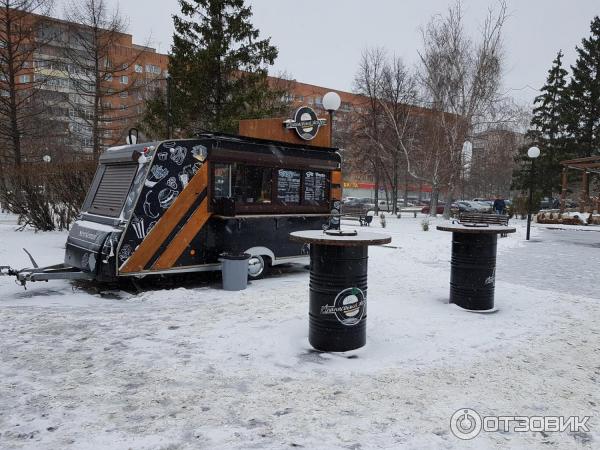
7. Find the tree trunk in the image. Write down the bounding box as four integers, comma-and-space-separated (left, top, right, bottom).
5, 14, 21, 167
392, 156, 398, 215
373, 163, 379, 213
442, 188, 453, 219
403, 166, 409, 207
430, 187, 439, 217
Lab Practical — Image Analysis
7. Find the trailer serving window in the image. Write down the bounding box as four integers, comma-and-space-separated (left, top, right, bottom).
88, 163, 138, 217
230, 164, 272, 204
211, 162, 330, 213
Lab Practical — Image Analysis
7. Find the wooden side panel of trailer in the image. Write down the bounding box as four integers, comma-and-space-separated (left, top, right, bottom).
119, 141, 209, 274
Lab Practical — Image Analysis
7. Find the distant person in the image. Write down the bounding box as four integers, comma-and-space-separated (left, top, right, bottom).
493, 197, 506, 215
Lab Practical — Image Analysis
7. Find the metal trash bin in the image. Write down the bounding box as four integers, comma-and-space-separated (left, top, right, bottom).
220, 252, 251, 291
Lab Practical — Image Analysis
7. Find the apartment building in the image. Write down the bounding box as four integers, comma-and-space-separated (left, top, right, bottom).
3, 12, 169, 157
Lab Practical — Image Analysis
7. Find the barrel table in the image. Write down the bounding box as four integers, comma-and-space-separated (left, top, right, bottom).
289, 229, 391, 352
436, 223, 516, 311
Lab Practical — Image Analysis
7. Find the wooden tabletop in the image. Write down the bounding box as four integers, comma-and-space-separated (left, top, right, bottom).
436, 223, 516, 234
289, 230, 392, 246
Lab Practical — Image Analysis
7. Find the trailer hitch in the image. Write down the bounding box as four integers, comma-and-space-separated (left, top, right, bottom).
1, 249, 93, 290
0, 265, 28, 288
0, 265, 18, 276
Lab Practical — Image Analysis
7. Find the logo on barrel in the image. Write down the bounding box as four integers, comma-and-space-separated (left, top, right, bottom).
321, 287, 366, 326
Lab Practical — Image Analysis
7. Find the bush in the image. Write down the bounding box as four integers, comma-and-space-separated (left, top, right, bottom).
0, 161, 96, 231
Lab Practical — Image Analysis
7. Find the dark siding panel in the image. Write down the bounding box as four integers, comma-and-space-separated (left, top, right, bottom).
89, 164, 138, 217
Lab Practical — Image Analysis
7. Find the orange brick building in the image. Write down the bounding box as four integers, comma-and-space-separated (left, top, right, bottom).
1, 10, 169, 157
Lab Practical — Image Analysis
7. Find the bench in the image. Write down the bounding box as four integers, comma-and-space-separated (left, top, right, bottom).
459, 213, 510, 237
341, 205, 373, 226
342, 213, 373, 226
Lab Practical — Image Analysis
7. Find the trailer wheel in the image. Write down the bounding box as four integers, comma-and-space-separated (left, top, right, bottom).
248, 255, 270, 280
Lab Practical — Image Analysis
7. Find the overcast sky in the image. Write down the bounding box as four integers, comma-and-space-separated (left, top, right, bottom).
93, 0, 598, 107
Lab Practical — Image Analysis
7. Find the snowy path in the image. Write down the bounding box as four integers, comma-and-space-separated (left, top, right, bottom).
0, 215, 599, 449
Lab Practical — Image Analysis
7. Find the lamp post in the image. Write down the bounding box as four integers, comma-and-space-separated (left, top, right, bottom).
461, 140, 473, 200
526, 146, 540, 241
322, 91, 341, 147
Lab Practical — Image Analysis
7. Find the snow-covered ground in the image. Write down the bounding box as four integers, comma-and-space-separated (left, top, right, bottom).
0, 212, 599, 449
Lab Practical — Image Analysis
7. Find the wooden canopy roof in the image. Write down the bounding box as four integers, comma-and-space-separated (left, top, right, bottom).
561, 156, 600, 174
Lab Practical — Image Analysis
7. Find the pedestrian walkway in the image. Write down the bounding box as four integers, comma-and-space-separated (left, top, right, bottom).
498, 227, 600, 299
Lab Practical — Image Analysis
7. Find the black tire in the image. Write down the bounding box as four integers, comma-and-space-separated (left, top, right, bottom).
248, 255, 271, 280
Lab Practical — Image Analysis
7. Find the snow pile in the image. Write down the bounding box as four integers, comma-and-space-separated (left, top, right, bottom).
0, 213, 598, 449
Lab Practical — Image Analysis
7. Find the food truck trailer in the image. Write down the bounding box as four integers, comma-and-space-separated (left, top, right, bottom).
2, 133, 343, 285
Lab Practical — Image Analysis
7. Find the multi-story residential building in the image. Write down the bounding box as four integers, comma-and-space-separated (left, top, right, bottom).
5, 12, 169, 158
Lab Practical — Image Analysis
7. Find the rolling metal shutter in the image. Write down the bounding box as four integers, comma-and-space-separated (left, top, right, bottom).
89, 164, 138, 217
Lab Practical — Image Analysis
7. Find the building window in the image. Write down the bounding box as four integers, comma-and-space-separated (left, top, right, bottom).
120, 91, 128, 98
134, 64, 143, 73
120, 75, 128, 84
145, 64, 160, 75
106, 74, 113, 82
20, 75, 30, 83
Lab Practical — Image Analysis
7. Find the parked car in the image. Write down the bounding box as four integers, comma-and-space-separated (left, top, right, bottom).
471, 199, 493, 211
396, 199, 415, 208
375, 199, 416, 211
376, 199, 393, 211
455, 201, 479, 212
421, 202, 446, 215
343, 198, 375, 212
539, 197, 554, 209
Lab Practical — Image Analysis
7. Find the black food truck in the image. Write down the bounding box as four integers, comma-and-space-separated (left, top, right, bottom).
3, 133, 342, 285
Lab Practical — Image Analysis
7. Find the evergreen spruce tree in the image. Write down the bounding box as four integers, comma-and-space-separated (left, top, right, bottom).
144, 0, 282, 136
566, 16, 600, 157
513, 51, 570, 196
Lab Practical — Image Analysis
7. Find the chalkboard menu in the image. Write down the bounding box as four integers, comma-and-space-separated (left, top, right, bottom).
277, 169, 301, 204
305, 171, 327, 203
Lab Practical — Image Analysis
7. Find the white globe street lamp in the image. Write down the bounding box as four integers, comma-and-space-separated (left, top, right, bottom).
322, 91, 341, 147
527, 146, 540, 159
526, 146, 541, 240
42, 155, 51, 163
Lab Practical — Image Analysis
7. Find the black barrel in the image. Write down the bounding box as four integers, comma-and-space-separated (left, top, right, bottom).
309, 244, 368, 351
450, 232, 498, 310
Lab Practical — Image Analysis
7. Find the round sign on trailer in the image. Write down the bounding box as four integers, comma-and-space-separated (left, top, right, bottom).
284, 107, 326, 141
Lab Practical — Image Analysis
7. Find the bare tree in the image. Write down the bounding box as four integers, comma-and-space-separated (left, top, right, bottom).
378, 56, 419, 213
352, 48, 425, 214
352, 47, 387, 211
63, 0, 149, 160
418, 0, 507, 216
0, 0, 54, 167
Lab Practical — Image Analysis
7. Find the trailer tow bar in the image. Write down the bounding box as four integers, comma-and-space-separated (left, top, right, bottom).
1, 250, 94, 289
